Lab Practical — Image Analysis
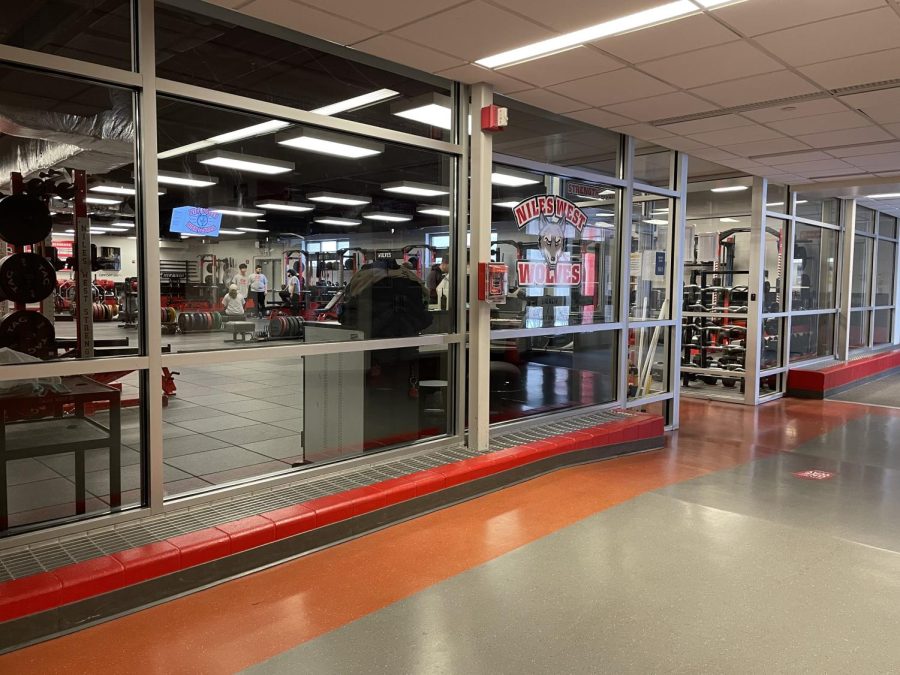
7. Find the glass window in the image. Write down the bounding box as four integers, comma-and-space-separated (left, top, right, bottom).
792, 224, 839, 310
851, 235, 873, 307
487, 329, 616, 424
491, 167, 619, 328
154, 4, 453, 141
0, 64, 141, 365
627, 327, 669, 400
1, 370, 144, 534
875, 240, 896, 306
156, 96, 456, 353
493, 97, 619, 177
873, 309, 893, 346
163, 345, 451, 498
796, 196, 839, 225
855, 206, 876, 234
0, 1, 133, 70
686, 180, 752, 221
878, 213, 898, 239
631, 195, 671, 320
763, 218, 786, 313
761, 316, 783, 370
789, 313, 835, 363
849, 310, 869, 349
766, 184, 789, 213
633, 143, 672, 189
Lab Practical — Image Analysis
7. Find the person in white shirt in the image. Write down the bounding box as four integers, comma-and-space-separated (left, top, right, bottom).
221, 284, 245, 320
249, 265, 268, 318
285, 269, 302, 312
230, 263, 251, 301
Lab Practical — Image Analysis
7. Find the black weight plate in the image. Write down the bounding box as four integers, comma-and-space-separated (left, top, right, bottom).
0, 195, 52, 246
0, 310, 55, 358
0, 253, 56, 303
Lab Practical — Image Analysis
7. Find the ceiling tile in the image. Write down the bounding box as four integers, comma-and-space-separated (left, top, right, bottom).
604, 92, 716, 122
660, 114, 753, 136
435, 64, 531, 93
763, 151, 837, 166
772, 158, 859, 174
241, 0, 377, 44
767, 111, 874, 136
498, 47, 622, 88
611, 123, 676, 141
659, 137, 709, 152
720, 158, 771, 172
690, 147, 742, 162
713, 0, 883, 37
548, 68, 674, 107
564, 108, 635, 129
721, 137, 812, 157
883, 123, 900, 138
797, 126, 894, 148
597, 14, 739, 64
298, 0, 458, 31
489, 0, 661, 33
829, 140, 900, 158
350, 34, 464, 73
845, 154, 900, 171
687, 124, 783, 147
639, 42, 783, 89
843, 106, 900, 126
799, 48, 900, 90
204, 0, 248, 8
509, 89, 589, 114
392, 1, 553, 62
741, 98, 850, 123
754, 8, 900, 67
689, 71, 820, 108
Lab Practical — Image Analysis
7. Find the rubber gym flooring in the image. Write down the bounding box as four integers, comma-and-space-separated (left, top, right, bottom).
4, 396, 900, 672
828, 371, 900, 408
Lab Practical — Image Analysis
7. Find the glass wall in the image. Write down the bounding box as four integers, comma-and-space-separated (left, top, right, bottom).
850, 205, 898, 350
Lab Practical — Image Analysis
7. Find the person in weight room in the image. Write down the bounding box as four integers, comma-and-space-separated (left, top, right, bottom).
249, 264, 268, 318
230, 263, 251, 301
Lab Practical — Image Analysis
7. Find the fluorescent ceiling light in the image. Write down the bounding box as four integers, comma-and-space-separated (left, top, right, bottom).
255, 200, 315, 212
307, 191, 371, 206
211, 206, 265, 218
766, 202, 784, 207
651, 208, 669, 214
710, 185, 749, 193
363, 211, 413, 222
198, 150, 294, 175
643, 219, 669, 225
491, 168, 541, 187
314, 217, 361, 226
382, 181, 449, 197
92, 226, 130, 233
209, 120, 290, 144
795, 200, 808, 204
237, 227, 268, 233
866, 193, 900, 199
311, 89, 399, 116
417, 206, 450, 217
90, 184, 135, 196
493, 199, 520, 208
158, 140, 215, 160
719, 217, 741, 223
66, 228, 106, 235
109, 221, 135, 228
476, 0, 701, 69
219, 229, 244, 234
392, 93, 452, 130
277, 128, 383, 158
158, 171, 218, 187
85, 196, 122, 205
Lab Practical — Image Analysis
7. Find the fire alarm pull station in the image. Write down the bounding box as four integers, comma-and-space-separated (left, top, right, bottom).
478, 262, 508, 303
481, 105, 508, 133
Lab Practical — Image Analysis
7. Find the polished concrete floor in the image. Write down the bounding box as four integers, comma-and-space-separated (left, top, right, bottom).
830, 371, 900, 408
3, 396, 900, 673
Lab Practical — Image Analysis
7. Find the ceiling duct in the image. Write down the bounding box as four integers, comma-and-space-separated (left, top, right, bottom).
0, 89, 135, 192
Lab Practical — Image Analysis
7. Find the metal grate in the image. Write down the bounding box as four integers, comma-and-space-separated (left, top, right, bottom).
0, 409, 633, 582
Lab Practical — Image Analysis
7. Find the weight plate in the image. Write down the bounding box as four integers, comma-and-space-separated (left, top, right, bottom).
0, 195, 52, 246
0, 253, 56, 304
0, 310, 55, 358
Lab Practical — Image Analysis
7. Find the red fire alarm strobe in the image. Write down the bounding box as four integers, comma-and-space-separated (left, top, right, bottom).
478, 262, 508, 303
481, 104, 508, 133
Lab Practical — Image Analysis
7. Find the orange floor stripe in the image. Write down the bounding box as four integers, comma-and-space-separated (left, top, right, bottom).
0, 398, 879, 673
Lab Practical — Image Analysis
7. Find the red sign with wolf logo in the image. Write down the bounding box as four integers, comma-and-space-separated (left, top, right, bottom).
512, 195, 587, 287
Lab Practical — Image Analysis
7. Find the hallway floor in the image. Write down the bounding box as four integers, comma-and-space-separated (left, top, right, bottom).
3, 396, 900, 673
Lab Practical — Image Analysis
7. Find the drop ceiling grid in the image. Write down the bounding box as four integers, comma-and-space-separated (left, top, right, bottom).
218, 0, 900, 180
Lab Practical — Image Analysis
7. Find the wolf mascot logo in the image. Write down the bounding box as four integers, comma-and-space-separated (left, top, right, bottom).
537, 215, 565, 268
512, 195, 588, 287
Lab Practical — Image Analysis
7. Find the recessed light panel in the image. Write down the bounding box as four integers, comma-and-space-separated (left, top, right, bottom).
362, 212, 413, 222
255, 200, 315, 213
198, 150, 294, 175
382, 181, 449, 197
392, 93, 452, 130
278, 127, 383, 158
314, 217, 362, 226
307, 192, 372, 206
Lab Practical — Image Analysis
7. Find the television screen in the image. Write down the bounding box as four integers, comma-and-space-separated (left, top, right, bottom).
170, 206, 222, 237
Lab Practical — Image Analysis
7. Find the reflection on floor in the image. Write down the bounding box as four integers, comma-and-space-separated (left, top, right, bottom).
829, 372, 900, 408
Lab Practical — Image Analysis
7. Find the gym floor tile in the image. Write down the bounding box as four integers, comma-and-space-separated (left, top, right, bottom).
163, 446, 275, 476
204, 424, 298, 445
177, 393, 256, 407
238, 435, 303, 460
36, 447, 142, 477
163, 476, 214, 497
162, 406, 229, 423
7, 477, 76, 513
237, 406, 300, 424
172, 415, 253, 434
4, 459, 60, 486
83, 463, 192, 495
270, 418, 303, 433
208, 399, 289, 415
202, 460, 292, 485
162, 433, 235, 457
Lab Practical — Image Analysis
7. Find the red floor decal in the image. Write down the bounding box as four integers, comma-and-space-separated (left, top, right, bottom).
792, 469, 836, 481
